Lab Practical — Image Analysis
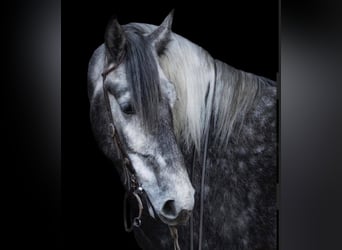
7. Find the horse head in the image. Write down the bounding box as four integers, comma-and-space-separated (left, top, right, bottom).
88, 11, 194, 227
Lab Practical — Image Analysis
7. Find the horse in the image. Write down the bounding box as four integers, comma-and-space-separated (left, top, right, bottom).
87, 10, 277, 250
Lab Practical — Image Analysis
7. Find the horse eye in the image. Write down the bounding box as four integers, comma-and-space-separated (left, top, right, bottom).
121, 102, 135, 115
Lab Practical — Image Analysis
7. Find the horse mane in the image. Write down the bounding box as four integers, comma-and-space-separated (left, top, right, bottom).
127, 23, 274, 152
211, 62, 275, 149
122, 25, 162, 130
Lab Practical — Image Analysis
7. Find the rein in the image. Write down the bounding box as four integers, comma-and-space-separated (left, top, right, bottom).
189, 59, 217, 250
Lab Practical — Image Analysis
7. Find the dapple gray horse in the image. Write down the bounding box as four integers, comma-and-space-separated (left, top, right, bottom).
88, 11, 277, 250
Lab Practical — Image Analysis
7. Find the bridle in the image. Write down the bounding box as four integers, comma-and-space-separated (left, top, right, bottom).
100, 53, 216, 250
101, 54, 145, 232
101, 55, 181, 250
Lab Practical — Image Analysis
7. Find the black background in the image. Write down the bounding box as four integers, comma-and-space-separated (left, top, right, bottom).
62, 1, 278, 249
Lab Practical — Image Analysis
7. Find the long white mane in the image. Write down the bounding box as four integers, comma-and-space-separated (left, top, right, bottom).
132, 23, 273, 152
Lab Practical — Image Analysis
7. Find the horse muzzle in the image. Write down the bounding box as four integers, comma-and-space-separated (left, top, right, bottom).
158, 199, 193, 226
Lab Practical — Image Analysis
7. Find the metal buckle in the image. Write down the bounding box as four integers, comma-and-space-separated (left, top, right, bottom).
123, 190, 144, 232
109, 123, 115, 138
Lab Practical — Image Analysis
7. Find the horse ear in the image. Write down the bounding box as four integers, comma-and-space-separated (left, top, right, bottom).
148, 10, 174, 55
104, 16, 126, 64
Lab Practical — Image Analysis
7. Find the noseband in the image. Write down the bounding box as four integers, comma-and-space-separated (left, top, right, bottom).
101, 56, 146, 232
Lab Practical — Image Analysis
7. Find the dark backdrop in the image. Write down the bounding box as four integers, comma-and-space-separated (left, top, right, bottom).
5, 1, 342, 250
63, 1, 278, 249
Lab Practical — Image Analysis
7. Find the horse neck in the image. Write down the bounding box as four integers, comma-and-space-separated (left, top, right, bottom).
211, 60, 267, 149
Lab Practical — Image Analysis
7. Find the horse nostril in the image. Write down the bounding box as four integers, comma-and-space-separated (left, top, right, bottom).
162, 200, 177, 217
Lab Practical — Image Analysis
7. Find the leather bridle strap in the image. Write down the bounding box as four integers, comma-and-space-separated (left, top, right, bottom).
101, 56, 144, 232
190, 59, 217, 250
101, 63, 136, 181
101, 54, 128, 166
